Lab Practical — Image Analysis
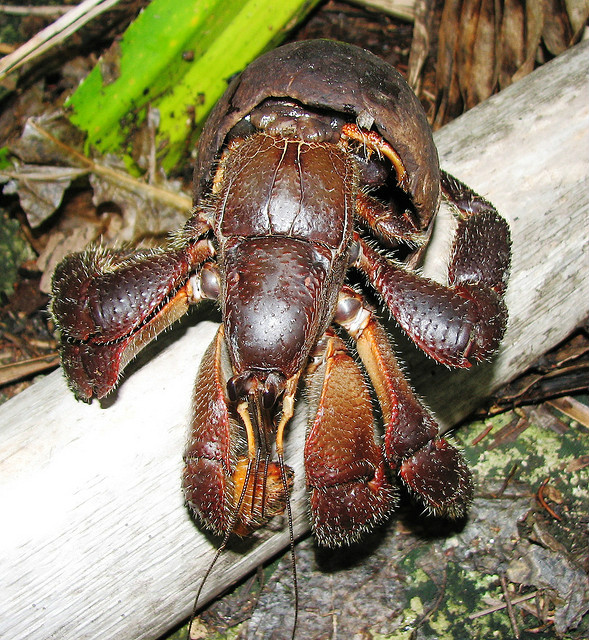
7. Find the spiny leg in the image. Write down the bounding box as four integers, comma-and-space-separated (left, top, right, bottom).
183, 326, 237, 536
341, 123, 429, 247
440, 170, 511, 299
355, 191, 510, 368
51, 239, 214, 400
335, 288, 473, 518
341, 123, 409, 190
183, 334, 299, 639
355, 190, 427, 248
342, 123, 510, 368
305, 331, 397, 547
50, 209, 215, 400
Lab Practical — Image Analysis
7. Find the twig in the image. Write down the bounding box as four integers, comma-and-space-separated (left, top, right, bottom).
468, 591, 539, 619
547, 396, 589, 428
471, 421, 494, 445
26, 120, 192, 211
350, 0, 416, 22
0, 353, 60, 386
500, 574, 520, 639
0, 0, 124, 80
410, 566, 447, 638
0, 5, 71, 17
493, 463, 519, 498
0, 168, 88, 182
536, 478, 563, 521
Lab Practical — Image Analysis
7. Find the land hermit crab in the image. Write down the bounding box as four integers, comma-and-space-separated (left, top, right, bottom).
51, 39, 510, 567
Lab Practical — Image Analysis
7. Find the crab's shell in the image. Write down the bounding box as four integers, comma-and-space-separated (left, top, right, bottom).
193, 39, 440, 230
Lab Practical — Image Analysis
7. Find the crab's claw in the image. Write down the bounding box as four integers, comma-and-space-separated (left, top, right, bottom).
50, 239, 213, 400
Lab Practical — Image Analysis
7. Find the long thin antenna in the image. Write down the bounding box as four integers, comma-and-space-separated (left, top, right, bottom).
273, 378, 300, 639
185, 457, 256, 640
278, 452, 299, 640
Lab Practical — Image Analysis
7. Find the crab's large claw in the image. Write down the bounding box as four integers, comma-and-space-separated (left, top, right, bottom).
50, 238, 213, 400
183, 326, 293, 537
336, 289, 473, 519
305, 333, 397, 547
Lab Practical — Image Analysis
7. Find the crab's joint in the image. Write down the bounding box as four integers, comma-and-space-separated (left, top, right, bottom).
341, 122, 409, 191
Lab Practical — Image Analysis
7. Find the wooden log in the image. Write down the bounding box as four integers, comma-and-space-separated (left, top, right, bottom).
1, 40, 588, 640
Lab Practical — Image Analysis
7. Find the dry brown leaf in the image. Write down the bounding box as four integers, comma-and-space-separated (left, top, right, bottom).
407, 0, 436, 93
1, 164, 87, 227
8, 111, 86, 165
434, 0, 463, 126
510, 0, 544, 85
460, 0, 499, 109
431, 0, 589, 127
88, 158, 187, 244
507, 542, 589, 634
498, 0, 526, 89
2, 112, 191, 238
543, 0, 575, 55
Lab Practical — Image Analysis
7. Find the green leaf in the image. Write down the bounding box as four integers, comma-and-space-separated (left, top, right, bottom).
66, 0, 320, 171
0, 147, 12, 170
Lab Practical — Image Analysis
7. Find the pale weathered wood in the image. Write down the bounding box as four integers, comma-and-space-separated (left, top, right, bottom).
1, 40, 588, 640
349, 0, 416, 21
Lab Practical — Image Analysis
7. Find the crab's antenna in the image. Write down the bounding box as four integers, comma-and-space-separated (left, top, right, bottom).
272, 378, 300, 639
277, 451, 299, 640
185, 457, 256, 640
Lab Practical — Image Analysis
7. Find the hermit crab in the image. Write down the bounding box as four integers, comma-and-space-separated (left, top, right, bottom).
51, 40, 510, 561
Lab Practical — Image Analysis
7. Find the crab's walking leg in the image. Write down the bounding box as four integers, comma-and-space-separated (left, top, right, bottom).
305, 332, 397, 547
342, 123, 427, 246
355, 184, 511, 368
335, 288, 473, 518
183, 327, 237, 536
344, 123, 510, 368
440, 171, 511, 300
341, 123, 409, 191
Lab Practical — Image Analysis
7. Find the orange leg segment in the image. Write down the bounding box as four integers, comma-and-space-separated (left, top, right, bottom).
305, 333, 397, 547
335, 288, 473, 519
341, 122, 409, 190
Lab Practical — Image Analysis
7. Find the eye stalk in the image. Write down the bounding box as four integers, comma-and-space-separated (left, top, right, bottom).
199, 262, 221, 300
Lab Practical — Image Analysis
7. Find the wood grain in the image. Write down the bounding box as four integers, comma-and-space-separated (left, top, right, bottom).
1, 39, 588, 640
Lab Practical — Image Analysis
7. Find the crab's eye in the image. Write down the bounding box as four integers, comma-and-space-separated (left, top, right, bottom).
261, 372, 286, 409
199, 262, 220, 300
226, 371, 256, 402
